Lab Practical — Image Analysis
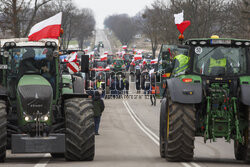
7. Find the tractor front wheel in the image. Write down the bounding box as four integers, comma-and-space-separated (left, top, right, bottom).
0, 100, 7, 162
64, 98, 95, 161
165, 98, 195, 162
246, 106, 250, 162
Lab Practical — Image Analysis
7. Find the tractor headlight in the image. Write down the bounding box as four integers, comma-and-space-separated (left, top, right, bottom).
245, 42, 250, 46
46, 41, 52, 46
46, 41, 57, 47
4, 42, 10, 47
191, 41, 197, 45
3, 42, 16, 48
235, 41, 242, 46
51, 42, 57, 47
10, 42, 16, 47
24, 114, 32, 122
41, 115, 49, 121
24, 116, 30, 121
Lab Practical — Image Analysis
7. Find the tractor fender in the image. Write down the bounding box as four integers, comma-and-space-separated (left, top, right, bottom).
72, 76, 84, 94
167, 78, 202, 104
240, 85, 250, 105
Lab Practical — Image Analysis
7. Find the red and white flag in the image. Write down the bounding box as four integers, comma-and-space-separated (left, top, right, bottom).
28, 12, 62, 41
151, 58, 158, 64
134, 54, 142, 61
122, 45, 127, 50
100, 54, 107, 61
174, 10, 190, 34
104, 51, 109, 55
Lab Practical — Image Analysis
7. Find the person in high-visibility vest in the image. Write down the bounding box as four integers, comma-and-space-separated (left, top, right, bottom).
206, 49, 233, 75
172, 54, 190, 75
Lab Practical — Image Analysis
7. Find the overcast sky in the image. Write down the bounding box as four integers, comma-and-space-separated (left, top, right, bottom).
73, 0, 156, 29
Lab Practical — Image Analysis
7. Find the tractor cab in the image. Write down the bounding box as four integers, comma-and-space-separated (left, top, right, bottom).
186, 38, 250, 78
0, 38, 59, 102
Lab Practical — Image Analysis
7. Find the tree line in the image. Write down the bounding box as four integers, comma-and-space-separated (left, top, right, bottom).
0, 0, 96, 49
104, 0, 250, 57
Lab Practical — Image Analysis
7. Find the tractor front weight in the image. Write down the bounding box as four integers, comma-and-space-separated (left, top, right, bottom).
204, 83, 242, 143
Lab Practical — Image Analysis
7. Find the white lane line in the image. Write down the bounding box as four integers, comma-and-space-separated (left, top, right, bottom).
191, 162, 201, 167
125, 101, 159, 140
123, 100, 202, 167
34, 153, 50, 167
123, 101, 159, 145
181, 162, 193, 167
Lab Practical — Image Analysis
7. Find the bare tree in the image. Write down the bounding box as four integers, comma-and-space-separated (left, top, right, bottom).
104, 14, 138, 45
0, 0, 52, 37
76, 8, 95, 49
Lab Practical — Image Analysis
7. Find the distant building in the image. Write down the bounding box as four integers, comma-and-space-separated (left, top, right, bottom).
134, 34, 142, 39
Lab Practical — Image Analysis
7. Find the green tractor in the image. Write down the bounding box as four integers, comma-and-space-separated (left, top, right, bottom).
0, 38, 95, 162
159, 37, 250, 162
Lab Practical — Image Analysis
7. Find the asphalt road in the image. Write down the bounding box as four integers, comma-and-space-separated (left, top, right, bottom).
95, 29, 112, 55
4, 99, 249, 167
2, 29, 249, 167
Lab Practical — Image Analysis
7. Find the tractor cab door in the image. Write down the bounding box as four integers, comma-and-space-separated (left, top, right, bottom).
156, 44, 189, 97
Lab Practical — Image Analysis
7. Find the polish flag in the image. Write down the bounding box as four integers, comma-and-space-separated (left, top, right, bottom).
151, 58, 158, 64
122, 45, 127, 50
104, 51, 109, 55
174, 11, 190, 34
28, 12, 62, 41
134, 54, 142, 61
100, 55, 107, 61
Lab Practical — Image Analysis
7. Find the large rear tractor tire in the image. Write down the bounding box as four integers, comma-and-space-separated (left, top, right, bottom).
159, 98, 167, 158
165, 98, 195, 162
234, 106, 250, 162
0, 100, 7, 162
64, 98, 95, 161
245, 106, 250, 162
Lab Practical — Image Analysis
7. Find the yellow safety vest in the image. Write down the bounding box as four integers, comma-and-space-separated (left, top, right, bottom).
173, 54, 190, 74
209, 57, 226, 73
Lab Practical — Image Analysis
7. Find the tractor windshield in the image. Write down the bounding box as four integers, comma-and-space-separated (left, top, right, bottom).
6, 47, 55, 77
95, 61, 107, 68
193, 46, 248, 76
113, 60, 124, 66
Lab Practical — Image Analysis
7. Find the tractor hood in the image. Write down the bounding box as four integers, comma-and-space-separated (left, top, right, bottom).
17, 75, 53, 116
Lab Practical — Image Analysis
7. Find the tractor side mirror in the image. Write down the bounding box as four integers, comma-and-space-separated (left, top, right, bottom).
81, 55, 89, 73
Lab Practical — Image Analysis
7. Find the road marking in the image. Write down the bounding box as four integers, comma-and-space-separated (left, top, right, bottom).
123, 100, 202, 167
125, 101, 159, 140
34, 153, 50, 167
191, 162, 202, 167
123, 101, 159, 145
181, 162, 193, 167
